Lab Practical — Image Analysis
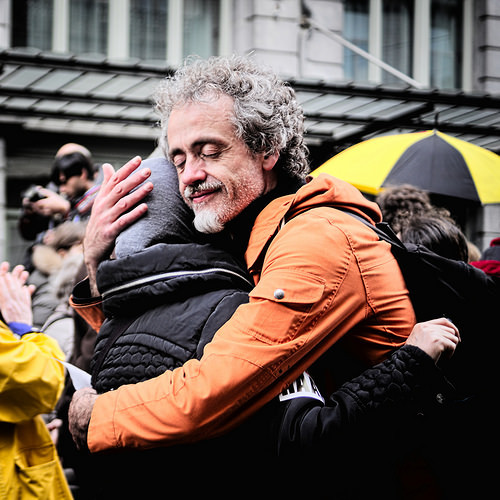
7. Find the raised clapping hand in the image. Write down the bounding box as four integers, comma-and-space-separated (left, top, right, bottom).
0, 262, 35, 325
83, 156, 153, 296
405, 317, 460, 363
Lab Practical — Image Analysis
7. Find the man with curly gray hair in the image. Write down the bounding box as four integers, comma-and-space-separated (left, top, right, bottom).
154, 55, 309, 234
69, 55, 416, 472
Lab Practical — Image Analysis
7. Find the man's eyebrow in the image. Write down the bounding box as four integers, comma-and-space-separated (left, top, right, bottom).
169, 138, 226, 157
169, 146, 184, 158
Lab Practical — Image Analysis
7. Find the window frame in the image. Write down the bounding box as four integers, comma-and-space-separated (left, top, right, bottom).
344, 0, 473, 90
49, 0, 232, 64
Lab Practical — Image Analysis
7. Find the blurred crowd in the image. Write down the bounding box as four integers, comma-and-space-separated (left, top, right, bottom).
375, 183, 499, 274
16, 141, 101, 361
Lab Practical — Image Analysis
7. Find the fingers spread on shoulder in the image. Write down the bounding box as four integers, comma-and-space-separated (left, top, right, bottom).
95, 157, 152, 217
106, 156, 148, 194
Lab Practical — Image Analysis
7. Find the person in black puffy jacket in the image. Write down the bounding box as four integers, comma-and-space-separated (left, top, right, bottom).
91, 157, 252, 394
72, 157, 252, 498
276, 318, 459, 454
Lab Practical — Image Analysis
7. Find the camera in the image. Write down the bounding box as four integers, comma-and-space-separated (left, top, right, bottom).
22, 185, 47, 203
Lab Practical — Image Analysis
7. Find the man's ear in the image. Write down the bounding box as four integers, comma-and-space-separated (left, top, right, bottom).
262, 151, 279, 171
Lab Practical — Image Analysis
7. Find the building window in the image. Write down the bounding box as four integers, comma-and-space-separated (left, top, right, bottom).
343, 0, 369, 82
130, 0, 168, 61
343, 0, 466, 89
382, 0, 414, 85
183, 0, 220, 59
10, 0, 226, 63
69, 0, 108, 55
12, 0, 54, 50
431, 0, 462, 88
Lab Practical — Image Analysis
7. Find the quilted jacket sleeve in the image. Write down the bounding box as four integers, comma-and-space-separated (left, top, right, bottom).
275, 345, 452, 456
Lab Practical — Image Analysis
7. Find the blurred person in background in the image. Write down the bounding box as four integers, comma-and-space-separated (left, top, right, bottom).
28, 220, 88, 357
471, 237, 500, 276
45, 151, 100, 224
18, 143, 96, 240
18, 143, 99, 274
398, 210, 470, 262
376, 183, 482, 264
376, 183, 439, 233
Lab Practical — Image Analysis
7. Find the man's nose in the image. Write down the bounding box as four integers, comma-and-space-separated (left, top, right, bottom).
179, 155, 206, 186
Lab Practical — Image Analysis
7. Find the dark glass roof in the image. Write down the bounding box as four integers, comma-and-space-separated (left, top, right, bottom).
2, 47, 500, 153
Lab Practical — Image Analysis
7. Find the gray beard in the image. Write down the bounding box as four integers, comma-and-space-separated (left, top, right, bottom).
193, 209, 224, 234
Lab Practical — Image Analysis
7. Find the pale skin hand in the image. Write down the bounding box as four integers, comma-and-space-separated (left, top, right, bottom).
0, 261, 35, 324
405, 317, 460, 363
83, 156, 153, 296
67, 318, 460, 451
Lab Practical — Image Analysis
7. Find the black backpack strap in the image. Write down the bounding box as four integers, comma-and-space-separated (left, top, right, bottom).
281, 205, 406, 251
91, 316, 135, 387
334, 208, 408, 252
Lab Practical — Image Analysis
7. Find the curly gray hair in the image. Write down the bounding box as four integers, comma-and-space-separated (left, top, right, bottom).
154, 55, 310, 181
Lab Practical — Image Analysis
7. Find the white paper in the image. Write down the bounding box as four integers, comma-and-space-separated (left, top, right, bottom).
54, 358, 92, 390
279, 371, 325, 403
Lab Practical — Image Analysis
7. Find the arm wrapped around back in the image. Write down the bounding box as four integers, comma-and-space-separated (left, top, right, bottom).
275, 344, 454, 457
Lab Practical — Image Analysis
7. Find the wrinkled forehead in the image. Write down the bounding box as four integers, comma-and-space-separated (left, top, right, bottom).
166, 95, 237, 151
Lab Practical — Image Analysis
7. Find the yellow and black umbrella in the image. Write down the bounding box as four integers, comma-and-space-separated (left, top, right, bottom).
311, 130, 500, 204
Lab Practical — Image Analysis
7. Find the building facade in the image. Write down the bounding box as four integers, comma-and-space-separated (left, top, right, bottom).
1, 0, 499, 262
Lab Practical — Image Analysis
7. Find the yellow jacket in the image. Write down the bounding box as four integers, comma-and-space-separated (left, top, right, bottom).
72, 174, 416, 452
0, 321, 72, 499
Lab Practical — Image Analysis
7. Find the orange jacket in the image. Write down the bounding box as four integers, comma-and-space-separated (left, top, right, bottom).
72, 174, 415, 452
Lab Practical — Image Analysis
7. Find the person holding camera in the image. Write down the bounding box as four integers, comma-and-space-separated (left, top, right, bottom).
19, 149, 99, 240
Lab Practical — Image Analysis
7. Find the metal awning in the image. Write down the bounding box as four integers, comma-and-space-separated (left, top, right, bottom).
0, 48, 171, 140
295, 79, 500, 153
2, 47, 500, 153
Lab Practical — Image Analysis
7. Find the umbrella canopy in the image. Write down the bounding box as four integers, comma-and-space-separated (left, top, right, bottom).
311, 130, 500, 204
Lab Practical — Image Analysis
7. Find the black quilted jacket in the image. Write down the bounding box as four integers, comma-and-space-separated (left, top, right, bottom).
91, 242, 252, 393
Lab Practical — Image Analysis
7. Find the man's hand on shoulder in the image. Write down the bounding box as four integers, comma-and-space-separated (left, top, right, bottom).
68, 387, 99, 451
83, 156, 153, 295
